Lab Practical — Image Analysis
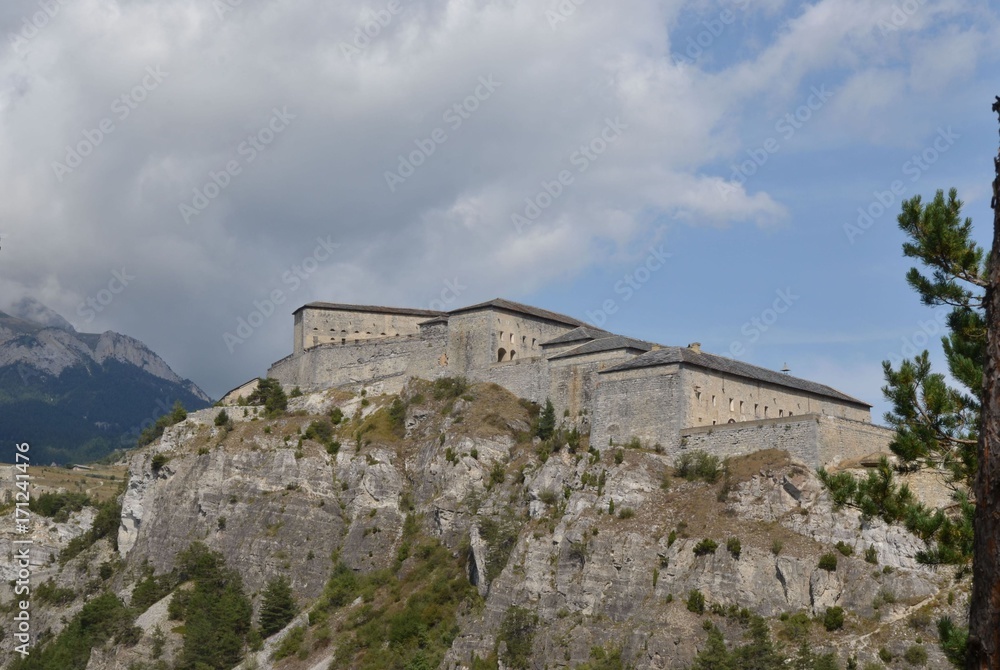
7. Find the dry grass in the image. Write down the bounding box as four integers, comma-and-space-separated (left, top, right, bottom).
28, 464, 127, 503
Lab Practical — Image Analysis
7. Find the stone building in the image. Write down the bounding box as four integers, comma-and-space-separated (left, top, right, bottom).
267, 298, 892, 467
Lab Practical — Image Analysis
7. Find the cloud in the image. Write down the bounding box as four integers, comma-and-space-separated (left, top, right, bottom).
0, 0, 997, 397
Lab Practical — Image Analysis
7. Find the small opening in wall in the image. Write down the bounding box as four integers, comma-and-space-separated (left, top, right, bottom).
729, 398, 734, 411
739, 401, 744, 413
341, 338, 346, 345
712, 420, 717, 425
728, 419, 736, 424
712, 395, 716, 406
764, 406, 769, 418
510, 350, 516, 360
497, 348, 507, 362
779, 410, 784, 417
532, 338, 536, 348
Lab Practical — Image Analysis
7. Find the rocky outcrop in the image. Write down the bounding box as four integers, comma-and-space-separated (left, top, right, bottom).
4, 384, 960, 670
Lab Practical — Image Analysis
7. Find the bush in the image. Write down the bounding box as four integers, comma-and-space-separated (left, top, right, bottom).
771, 539, 783, 555
835, 540, 854, 556
818, 553, 838, 571
674, 451, 722, 483
823, 606, 844, 631
617, 508, 635, 520
614, 449, 624, 465
864, 546, 879, 564
726, 537, 741, 559
686, 589, 706, 614
214, 409, 229, 426
330, 407, 344, 424
904, 644, 928, 666
137, 400, 188, 448
693, 539, 718, 556
30, 491, 91, 522
151, 453, 169, 471
432, 376, 469, 401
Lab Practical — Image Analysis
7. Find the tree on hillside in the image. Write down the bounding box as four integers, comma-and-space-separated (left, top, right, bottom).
247, 377, 287, 418
820, 97, 1000, 668
258, 575, 297, 637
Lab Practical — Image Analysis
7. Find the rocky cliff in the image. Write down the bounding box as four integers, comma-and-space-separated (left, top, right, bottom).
0, 380, 967, 669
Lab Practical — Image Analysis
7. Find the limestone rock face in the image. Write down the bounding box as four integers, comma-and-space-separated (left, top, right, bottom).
5, 385, 957, 670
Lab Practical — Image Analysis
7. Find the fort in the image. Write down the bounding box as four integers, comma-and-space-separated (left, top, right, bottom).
258, 298, 893, 467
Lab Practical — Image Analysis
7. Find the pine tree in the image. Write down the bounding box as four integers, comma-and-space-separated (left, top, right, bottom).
819, 97, 1000, 668
537, 398, 555, 440
259, 575, 297, 637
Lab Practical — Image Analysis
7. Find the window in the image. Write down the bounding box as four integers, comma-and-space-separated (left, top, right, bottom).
510, 350, 517, 360
497, 348, 507, 362
729, 398, 734, 411
712, 395, 716, 407
764, 406, 769, 418
739, 401, 744, 413
779, 410, 784, 417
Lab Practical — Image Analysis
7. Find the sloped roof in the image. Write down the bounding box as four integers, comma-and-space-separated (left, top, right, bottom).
295, 302, 444, 318
601, 347, 870, 407
548, 335, 654, 360
447, 298, 586, 327
541, 325, 613, 347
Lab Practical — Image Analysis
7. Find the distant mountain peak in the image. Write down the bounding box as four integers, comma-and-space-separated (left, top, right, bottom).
6, 297, 75, 332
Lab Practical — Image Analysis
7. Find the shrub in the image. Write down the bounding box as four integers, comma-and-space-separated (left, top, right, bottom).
771, 539, 783, 555
726, 537, 742, 559
686, 589, 705, 614
289, 386, 303, 398
879, 648, 894, 663
617, 508, 636, 520
30, 491, 91, 522
214, 409, 229, 426
674, 451, 721, 483
693, 539, 718, 556
538, 489, 559, 506
272, 624, 306, 660
835, 541, 854, 556
904, 644, 928, 666
330, 407, 344, 424
137, 400, 188, 448
536, 398, 556, 440
864, 546, 879, 564
823, 606, 845, 631
432, 376, 469, 401
818, 553, 838, 571
151, 453, 169, 471
614, 449, 624, 465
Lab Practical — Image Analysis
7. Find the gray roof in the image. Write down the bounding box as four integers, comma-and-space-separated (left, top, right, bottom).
549, 335, 654, 360
447, 298, 586, 327
541, 325, 613, 347
600, 347, 870, 407
295, 302, 444, 318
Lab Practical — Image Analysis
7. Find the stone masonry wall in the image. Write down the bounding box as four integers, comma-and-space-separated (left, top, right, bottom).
269, 331, 448, 394
548, 350, 639, 425
296, 308, 433, 354
591, 364, 685, 451
678, 414, 893, 469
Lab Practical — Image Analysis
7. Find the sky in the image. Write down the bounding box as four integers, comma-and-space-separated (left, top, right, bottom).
1, 0, 998, 422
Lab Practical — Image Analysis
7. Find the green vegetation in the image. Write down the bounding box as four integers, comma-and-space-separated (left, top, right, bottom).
29, 491, 90, 522
904, 644, 928, 666
478, 512, 523, 582
247, 377, 287, 418
35, 578, 75, 605
10, 591, 137, 670
258, 575, 297, 638
727, 537, 742, 559
432, 376, 469, 401
693, 539, 718, 556
498, 605, 538, 670
823, 606, 845, 632
835, 541, 854, 556
674, 451, 722, 483
818, 553, 838, 572
692, 616, 826, 670
686, 589, 706, 614
59, 487, 124, 564
536, 398, 555, 440
315, 539, 478, 670
170, 542, 253, 670
137, 400, 188, 448
575, 645, 631, 670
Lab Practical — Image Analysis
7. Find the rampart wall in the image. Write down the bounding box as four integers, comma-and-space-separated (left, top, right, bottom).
270, 331, 448, 394
678, 414, 893, 468
591, 364, 685, 450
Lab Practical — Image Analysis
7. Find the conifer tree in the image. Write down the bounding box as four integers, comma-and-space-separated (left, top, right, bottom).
258, 575, 297, 637
820, 97, 1000, 668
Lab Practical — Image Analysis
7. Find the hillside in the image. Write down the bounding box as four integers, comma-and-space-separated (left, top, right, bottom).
0, 380, 966, 670
0, 302, 211, 464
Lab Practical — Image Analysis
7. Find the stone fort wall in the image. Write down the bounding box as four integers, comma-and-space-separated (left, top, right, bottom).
679, 414, 895, 469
